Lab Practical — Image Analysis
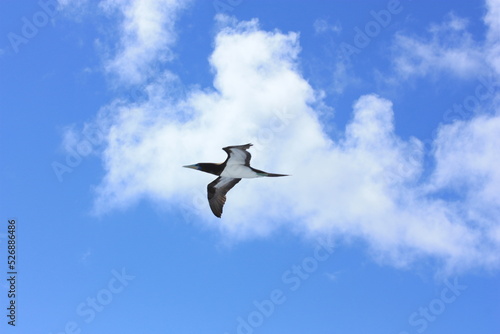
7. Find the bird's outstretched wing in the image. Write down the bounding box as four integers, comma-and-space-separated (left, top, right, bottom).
207, 177, 241, 218
223, 143, 252, 166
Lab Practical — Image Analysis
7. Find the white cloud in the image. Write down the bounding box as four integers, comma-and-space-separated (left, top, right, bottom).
430, 115, 500, 218
485, 0, 500, 76
57, 0, 92, 21
58, 0, 88, 8
391, 13, 485, 80
57, 0, 88, 8
66, 5, 500, 274
313, 18, 342, 35
485, 0, 500, 42
99, 0, 187, 85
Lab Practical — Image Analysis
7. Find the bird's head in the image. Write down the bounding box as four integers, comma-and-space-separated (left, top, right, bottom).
183, 163, 223, 176
183, 164, 201, 170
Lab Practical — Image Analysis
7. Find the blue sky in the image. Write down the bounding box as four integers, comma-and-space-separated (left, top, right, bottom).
1, 0, 500, 333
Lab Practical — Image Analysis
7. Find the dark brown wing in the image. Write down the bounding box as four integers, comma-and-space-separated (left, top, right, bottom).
222, 143, 252, 166
207, 177, 241, 218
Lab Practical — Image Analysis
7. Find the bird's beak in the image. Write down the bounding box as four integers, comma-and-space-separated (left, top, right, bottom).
183, 164, 198, 170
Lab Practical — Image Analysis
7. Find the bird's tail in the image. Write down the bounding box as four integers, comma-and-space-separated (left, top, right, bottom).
251, 167, 288, 177
257, 172, 289, 177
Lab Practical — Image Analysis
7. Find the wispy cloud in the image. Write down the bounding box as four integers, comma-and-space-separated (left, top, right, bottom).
313, 18, 342, 35
430, 115, 500, 221
98, 0, 188, 85
325, 270, 343, 282
80, 248, 92, 264
64, 2, 500, 274
485, 0, 500, 42
391, 13, 485, 80
485, 0, 500, 77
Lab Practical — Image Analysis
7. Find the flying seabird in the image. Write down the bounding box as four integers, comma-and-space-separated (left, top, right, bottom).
183, 143, 288, 218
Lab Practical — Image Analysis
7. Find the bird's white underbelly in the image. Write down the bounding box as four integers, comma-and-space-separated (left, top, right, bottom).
220, 165, 259, 178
